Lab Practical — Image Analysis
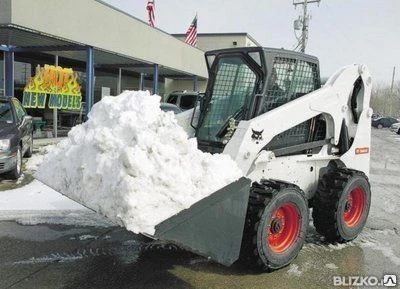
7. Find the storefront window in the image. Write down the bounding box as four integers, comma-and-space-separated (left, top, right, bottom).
94, 70, 118, 102
14, 61, 32, 99
1, 51, 167, 137
15, 62, 32, 88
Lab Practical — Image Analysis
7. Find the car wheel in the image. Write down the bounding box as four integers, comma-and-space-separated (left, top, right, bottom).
7, 146, 22, 180
397, 128, 400, 135
377, 124, 383, 129
25, 134, 33, 158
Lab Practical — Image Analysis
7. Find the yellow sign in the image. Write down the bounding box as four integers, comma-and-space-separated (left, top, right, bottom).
23, 65, 82, 110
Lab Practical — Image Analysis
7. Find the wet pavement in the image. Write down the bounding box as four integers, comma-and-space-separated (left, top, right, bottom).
0, 130, 399, 289
0, 221, 398, 289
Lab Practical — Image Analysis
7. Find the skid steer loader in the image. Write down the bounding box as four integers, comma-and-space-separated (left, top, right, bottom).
152, 47, 372, 271
40, 46, 372, 271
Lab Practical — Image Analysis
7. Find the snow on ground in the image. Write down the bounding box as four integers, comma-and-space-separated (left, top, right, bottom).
0, 139, 113, 228
0, 180, 83, 211
25, 145, 55, 172
287, 264, 302, 276
324, 263, 338, 270
0, 179, 114, 227
13, 254, 84, 265
36, 91, 243, 234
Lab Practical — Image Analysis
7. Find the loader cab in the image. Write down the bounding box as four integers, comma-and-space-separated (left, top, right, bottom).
196, 47, 323, 154
196, 47, 265, 151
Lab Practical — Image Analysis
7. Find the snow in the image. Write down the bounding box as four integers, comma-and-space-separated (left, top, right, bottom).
36, 91, 243, 235
25, 145, 55, 172
13, 254, 83, 265
287, 264, 302, 276
0, 179, 114, 227
78, 234, 98, 241
0, 211, 114, 228
0, 180, 84, 211
324, 263, 338, 270
357, 231, 400, 266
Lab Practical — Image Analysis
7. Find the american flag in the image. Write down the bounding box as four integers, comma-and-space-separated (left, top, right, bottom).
185, 16, 197, 47
146, 0, 155, 27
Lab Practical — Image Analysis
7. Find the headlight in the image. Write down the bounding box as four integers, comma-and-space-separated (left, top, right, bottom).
0, 139, 10, 151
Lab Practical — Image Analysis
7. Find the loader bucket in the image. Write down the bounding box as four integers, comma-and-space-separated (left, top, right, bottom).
153, 177, 251, 266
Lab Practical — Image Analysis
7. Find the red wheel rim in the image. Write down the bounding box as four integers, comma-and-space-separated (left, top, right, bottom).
343, 186, 366, 227
267, 203, 300, 254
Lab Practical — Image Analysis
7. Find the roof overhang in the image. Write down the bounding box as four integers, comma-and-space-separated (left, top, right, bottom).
0, 0, 208, 80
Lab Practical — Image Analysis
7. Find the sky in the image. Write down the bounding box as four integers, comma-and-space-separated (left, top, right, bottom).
102, 0, 400, 85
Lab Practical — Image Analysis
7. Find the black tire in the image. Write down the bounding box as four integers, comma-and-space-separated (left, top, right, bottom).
7, 146, 22, 180
24, 134, 33, 158
312, 168, 371, 243
240, 180, 308, 271
397, 128, 400, 135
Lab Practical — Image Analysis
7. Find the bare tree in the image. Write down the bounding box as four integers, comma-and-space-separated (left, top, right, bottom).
370, 81, 400, 117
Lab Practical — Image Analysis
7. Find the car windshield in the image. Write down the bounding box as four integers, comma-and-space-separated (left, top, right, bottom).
0, 101, 13, 123
167, 94, 179, 105
196, 55, 258, 143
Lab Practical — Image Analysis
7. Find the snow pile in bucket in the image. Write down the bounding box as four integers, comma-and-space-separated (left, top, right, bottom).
36, 91, 243, 234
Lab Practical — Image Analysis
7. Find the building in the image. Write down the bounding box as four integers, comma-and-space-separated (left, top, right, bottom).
166, 33, 261, 93
0, 0, 261, 137
173, 33, 260, 52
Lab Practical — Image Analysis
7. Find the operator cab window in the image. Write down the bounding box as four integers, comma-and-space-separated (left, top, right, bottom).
263, 58, 296, 112
263, 58, 319, 112
263, 57, 324, 155
0, 101, 14, 123
197, 55, 260, 143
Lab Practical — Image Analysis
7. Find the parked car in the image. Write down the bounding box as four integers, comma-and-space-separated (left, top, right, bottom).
0, 96, 33, 179
390, 122, 400, 135
160, 103, 183, 114
371, 117, 399, 129
165, 91, 199, 111
371, 112, 381, 121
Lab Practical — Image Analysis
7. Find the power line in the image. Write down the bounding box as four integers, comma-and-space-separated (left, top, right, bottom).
293, 0, 321, 53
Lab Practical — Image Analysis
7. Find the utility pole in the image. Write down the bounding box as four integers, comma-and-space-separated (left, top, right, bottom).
293, 0, 321, 53
390, 66, 396, 95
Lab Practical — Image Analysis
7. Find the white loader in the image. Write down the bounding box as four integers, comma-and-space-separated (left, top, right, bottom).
160, 47, 372, 271
42, 47, 373, 272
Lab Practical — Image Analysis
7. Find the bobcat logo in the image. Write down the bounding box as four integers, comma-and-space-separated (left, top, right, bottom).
251, 129, 264, 142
